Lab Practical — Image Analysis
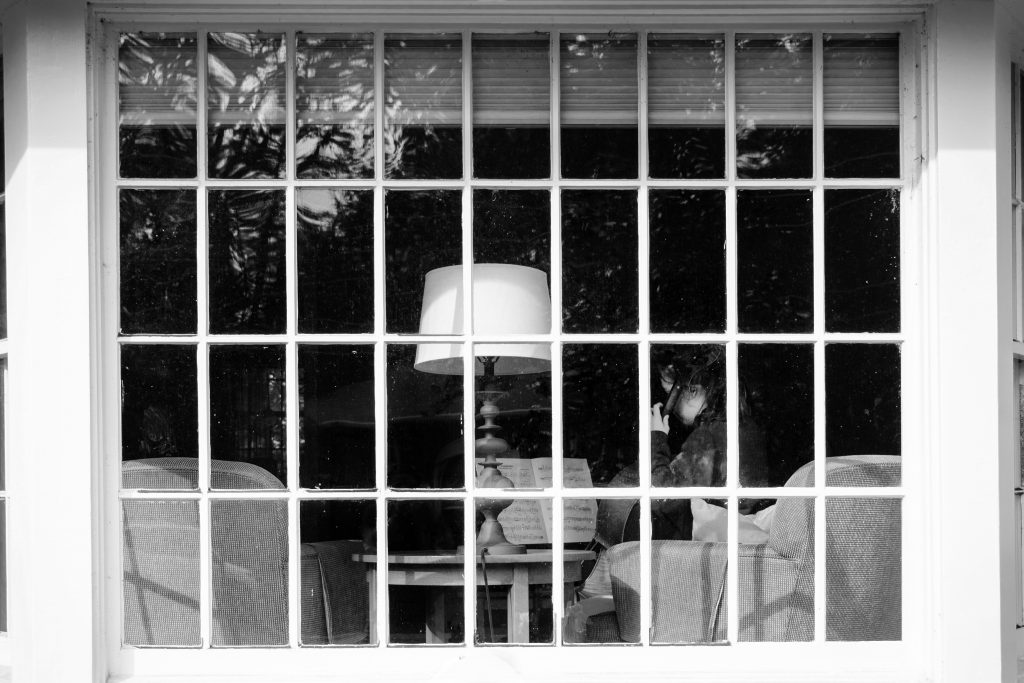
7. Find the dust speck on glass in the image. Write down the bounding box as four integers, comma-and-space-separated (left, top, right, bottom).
116, 29, 904, 649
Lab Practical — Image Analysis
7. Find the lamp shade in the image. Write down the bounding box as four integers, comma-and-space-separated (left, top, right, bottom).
414, 264, 551, 375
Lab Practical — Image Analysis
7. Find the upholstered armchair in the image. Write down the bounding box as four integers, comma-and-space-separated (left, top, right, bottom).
122, 457, 368, 647
570, 455, 901, 643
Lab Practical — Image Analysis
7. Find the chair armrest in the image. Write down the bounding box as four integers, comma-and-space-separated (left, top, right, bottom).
300, 540, 369, 645
562, 596, 616, 643
607, 540, 800, 643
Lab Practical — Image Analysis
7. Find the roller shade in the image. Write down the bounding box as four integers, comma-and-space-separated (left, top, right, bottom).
118, 32, 197, 126
207, 33, 286, 127
384, 35, 462, 126
648, 35, 725, 126
560, 34, 638, 126
296, 33, 375, 126
119, 32, 900, 131
824, 35, 900, 126
472, 35, 550, 126
735, 34, 813, 127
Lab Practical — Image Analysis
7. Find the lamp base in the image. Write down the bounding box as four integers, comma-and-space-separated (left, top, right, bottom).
477, 519, 526, 555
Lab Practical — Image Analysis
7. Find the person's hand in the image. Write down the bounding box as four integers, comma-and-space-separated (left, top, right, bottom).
651, 403, 670, 434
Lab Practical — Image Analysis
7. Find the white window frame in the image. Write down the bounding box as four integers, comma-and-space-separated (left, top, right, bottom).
92, 5, 933, 682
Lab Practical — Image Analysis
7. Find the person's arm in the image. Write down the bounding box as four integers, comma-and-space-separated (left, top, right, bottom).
650, 403, 677, 487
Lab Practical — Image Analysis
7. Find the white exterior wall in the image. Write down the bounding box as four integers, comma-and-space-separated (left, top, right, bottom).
2, 0, 97, 682
0, 0, 1017, 681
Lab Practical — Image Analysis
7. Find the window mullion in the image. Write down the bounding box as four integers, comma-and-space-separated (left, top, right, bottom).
195, 27, 212, 643
372, 28, 387, 648
460, 27, 477, 650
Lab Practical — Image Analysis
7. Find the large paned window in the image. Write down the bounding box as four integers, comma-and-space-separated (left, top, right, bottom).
112, 27, 904, 658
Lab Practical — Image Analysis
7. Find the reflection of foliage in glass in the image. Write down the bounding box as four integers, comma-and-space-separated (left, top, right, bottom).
562, 344, 638, 485
119, 189, 197, 334
562, 190, 639, 333
384, 190, 462, 333
738, 190, 813, 332
118, 32, 197, 178
121, 345, 198, 466
209, 346, 287, 485
735, 35, 812, 178
208, 190, 286, 334
207, 33, 286, 179
296, 189, 374, 333
296, 34, 375, 178
649, 190, 726, 332
473, 190, 550, 273
825, 344, 901, 460
825, 189, 900, 332
740, 344, 814, 485
384, 36, 462, 179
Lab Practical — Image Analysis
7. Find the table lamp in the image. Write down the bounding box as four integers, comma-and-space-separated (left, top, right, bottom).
415, 264, 551, 555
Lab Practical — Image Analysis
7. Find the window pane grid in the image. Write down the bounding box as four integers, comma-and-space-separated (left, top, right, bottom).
115, 27, 906, 651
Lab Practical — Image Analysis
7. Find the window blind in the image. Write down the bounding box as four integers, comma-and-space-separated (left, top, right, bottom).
472, 35, 549, 126
648, 35, 725, 126
560, 33, 638, 126
384, 34, 462, 126
296, 33, 374, 126
119, 33, 900, 130
823, 34, 899, 126
207, 32, 286, 126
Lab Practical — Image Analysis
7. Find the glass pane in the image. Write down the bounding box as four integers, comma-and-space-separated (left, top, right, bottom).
207, 32, 286, 179
120, 189, 197, 335
650, 498, 727, 643
1019, 369, 1024, 487
560, 33, 638, 179
473, 34, 550, 179
122, 499, 200, 647
738, 344, 814, 486
474, 190, 550, 273
826, 496, 901, 640
121, 344, 199, 489
650, 344, 728, 488
824, 34, 900, 178
563, 344, 638, 487
649, 190, 726, 333
737, 496, 813, 641
387, 344, 463, 489
386, 499, 465, 644
384, 34, 462, 179
296, 33, 375, 179
563, 497, 607, 644
299, 345, 375, 490
299, 500, 375, 645
209, 345, 286, 489
385, 190, 462, 333
211, 499, 289, 647
561, 190, 638, 333
0, 360, 4, 490
208, 189, 286, 335
471, 346, 552, 473
737, 190, 813, 333
119, 32, 197, 178
0, 501, 6, 633
297, 188, 374, 333
825, 344, 902, 472
648, 34, 725, 179
473, 497, 555, 645
736, 34, 812, 179
825, 189, 900, 332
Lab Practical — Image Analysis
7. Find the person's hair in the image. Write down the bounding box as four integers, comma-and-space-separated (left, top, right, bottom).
651, 345, 751, 425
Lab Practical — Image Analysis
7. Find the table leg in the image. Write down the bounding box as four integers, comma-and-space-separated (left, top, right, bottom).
507, 565, 530, 643
367, 568, 377, 644
425, 589, 447, 644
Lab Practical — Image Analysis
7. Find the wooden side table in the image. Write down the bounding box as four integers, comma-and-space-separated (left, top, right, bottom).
354, 549, 594, 644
